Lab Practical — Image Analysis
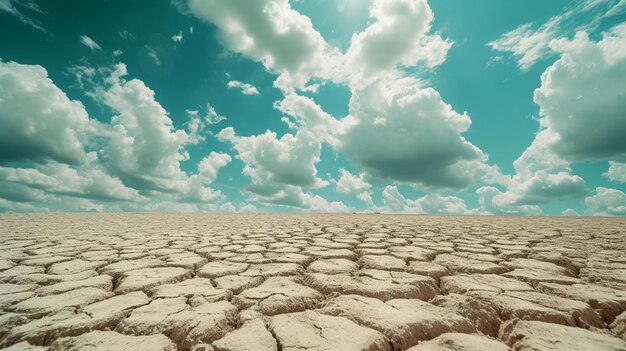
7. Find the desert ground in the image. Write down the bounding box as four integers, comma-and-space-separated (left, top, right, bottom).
0, 214, 625, 351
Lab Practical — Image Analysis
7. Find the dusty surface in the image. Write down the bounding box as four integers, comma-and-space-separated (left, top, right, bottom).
0, 213, 625, 351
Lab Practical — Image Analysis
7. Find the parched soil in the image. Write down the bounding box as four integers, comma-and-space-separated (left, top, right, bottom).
0, 213, 625, 351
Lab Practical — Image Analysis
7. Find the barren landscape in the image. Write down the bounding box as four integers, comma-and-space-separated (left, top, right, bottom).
0, 214, 625, 351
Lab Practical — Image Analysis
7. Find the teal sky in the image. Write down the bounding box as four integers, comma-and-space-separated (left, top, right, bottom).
1, 0, 625, 215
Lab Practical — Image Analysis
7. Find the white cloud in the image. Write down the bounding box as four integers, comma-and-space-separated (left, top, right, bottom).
98, 63, 191, 193
205, 104, 226, 124
380, 185, 474, 214
145, 45, 161, 66
198, 152, 231, 183
562, 208, 580, 216
0, 0, 46, 32
216, 93, 348, 210
172, 30, 183, 43
585, 187, 626, 216
476, 186, 540, 215
217, 127, 324, 189
474, 130, 587, 213
0, 61, 96, 165
239, 203, 257, 212
335, 169, 370, 195
183, 176, 225, 203
249, 184, 348, 212
217, 93, 336, 192
0, 198, 41, 212
479, 25, 626, 213
0, 155, 140, 202
534, 24, 626, 161
80, 35, 102, 51
119, 30, 135, 41
344, 0, 451, 87
186, 0, 339, 92
605, 161, 626, 183
337, 77, 497, 190
488, 22, 558, 71
0, 61, 233, 211
413, 193, 475, 215
185, 110, 205, 144
489, 0, 626, 70
323, 1, 501, 191
186, 103, 227, 131
227, 80, 260, 95
335, 169, 372, 205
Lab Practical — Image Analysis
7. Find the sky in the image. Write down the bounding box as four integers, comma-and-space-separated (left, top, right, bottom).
0, 0, 625, 215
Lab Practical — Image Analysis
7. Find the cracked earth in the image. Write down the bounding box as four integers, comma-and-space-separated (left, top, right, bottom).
1, 213, 625, 351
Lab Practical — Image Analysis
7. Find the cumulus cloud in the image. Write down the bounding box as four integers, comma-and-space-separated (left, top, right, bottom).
489, 0, 626, 70
335, 169, 372, 204
335, 169, 370, 195
474, 130, 587, 213
0, 61, 96, 165
249, 184, 348, 212
217, 93, 349, 211
217, 127, 324, 189
337, 78, 497, 190
97, 63, 191, 193
380, 185, 474, 214
218, 93, 337, 193
605, 161, 626, 183
80, 35, 102, 51
534, 24, 626, 161
186, 0, 339, 92
227, 80, 260, 95
476, 186, 539, 215
344, 0, 451, 87
197, 152, 231, 183
585, 187, 626, 216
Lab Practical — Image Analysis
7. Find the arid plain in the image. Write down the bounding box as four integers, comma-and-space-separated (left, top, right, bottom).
0, 214, 625, 351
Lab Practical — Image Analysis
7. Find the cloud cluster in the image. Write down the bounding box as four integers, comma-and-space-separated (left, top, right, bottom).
475, 131, 587, 214
4, 0, 624, 214
480, 23, 626, 214
192, 0, 505, 211
0, 61, 235, 212
380, 186, 474, 214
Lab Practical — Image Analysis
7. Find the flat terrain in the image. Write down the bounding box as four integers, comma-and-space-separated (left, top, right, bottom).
0, 214, 625, 351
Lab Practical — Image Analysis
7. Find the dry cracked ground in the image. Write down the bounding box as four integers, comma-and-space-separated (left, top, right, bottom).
0, 214, 625, 351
